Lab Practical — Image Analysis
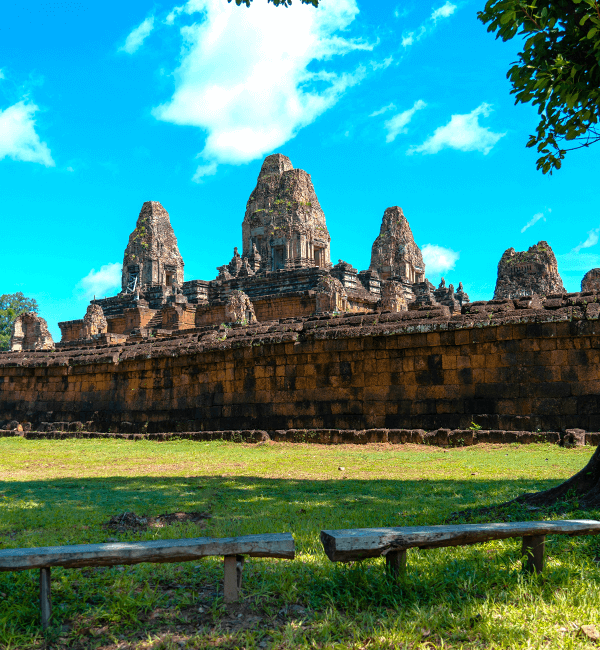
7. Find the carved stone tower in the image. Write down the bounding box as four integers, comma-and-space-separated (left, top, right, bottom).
241, 154, 331, 272
121, 201, 184, 294
369, 206, 425, 283
493, 241, 564, 299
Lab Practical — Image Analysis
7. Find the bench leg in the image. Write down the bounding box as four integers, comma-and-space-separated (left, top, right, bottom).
223, 555, 245, 603
522, 535, 545, 574
40, 567, 52, 630
386, 550, 407, 580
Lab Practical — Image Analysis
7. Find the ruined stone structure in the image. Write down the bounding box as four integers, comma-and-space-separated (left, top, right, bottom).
369, 206, 425, 307
81, 304, 108, 339
9, 312, 54, 351
380, 280, 407, 313
494, 241, 565, 300
122, 201, 185, 294
5, 291, 600, 435
225, 291, 257, 324
57, 154, 468, 345
12, 154, 600, 440
582, 269, 600, 293
240, 153, 331, 272
315, 276, 348, 313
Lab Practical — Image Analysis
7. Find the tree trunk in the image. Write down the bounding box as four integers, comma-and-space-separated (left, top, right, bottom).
513, 444, 600, 508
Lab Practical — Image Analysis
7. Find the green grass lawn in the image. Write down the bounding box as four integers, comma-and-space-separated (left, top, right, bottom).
1, 438, 599, 649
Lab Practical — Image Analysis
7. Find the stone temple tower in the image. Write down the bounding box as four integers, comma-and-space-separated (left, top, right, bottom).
121, 201, 184, 294
241, 154, 331, 272
369, 206, 425, 283
493, 241, 564, 299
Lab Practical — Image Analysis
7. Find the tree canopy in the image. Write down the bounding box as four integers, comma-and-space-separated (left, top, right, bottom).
0, 292, 39, 351
479, 0, 600, 174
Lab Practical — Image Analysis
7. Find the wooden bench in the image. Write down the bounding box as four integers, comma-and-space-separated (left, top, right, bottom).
320, 520, 600, 578
0, 533, 295, 629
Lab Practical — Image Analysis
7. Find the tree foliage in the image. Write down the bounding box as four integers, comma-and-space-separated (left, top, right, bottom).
0, 292, 39, 351
479, 0, 600, 174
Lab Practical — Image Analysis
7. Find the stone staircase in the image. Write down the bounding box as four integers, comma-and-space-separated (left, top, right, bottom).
145, 312, 163, 330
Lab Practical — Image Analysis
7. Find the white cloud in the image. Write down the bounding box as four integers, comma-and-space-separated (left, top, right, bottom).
573, 227, 600, 254
370, 55, 393, 71
0, 100, 54, 166
120, 16, 155, 54
423, 243, 459, 275
77, 263, 122, 300
154, 0, 371, 177
165, 6, 184, 25
431, 1, 457, 22
0, 69, 4, 80
192, 160, 218, 183
370, 103, 396, 117
409, 103, 505, 155
401, 2, 456, 48
401, 33, 415, 47
521, 211, 546, 233
384, 99, 426, 143
394, 6, 412, 19
67, 165, 74, 172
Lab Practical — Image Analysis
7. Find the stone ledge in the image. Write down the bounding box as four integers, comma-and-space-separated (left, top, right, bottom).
1, 428, 593, 446
3, 301, 600, 368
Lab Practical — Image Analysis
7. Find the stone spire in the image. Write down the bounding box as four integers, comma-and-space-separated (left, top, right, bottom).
241, 153, 331, 272
369, 206, 425, 283
121, 201, 184, 293
493, 240, 564, 299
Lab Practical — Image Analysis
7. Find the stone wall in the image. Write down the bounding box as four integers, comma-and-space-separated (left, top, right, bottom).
58, 319, 85, 343
2, 291, 600, 433
195, 292, 318, 327
253, 293, 317, 322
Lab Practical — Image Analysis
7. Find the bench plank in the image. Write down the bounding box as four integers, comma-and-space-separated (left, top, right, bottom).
0, 533, 295, 571
321, 520, 600, 562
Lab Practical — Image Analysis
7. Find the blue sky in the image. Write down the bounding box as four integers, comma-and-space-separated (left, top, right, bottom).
2, 0, 599, 340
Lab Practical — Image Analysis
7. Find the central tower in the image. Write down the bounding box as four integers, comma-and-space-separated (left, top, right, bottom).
241, 154, 331, 272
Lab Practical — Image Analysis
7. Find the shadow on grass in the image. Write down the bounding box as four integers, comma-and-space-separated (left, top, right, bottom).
0, 475, 596, 545
2, 476, 600, 646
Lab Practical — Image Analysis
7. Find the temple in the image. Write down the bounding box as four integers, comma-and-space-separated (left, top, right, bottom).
57, 153, 468, 345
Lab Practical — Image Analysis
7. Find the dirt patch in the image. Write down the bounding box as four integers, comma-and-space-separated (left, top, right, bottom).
57, 583, 311, 650
104, 511, 210, 533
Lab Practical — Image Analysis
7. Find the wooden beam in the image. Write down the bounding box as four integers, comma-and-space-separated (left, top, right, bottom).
40, 567, 51, 630
0, 533, 295, 571
320, 520, 600, 562
522, 535, 545, 574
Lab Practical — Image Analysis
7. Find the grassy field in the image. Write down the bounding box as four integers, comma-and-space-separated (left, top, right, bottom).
1, 438, 600, 649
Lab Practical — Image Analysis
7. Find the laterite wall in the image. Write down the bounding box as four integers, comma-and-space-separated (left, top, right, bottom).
1, 298, 600, 433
